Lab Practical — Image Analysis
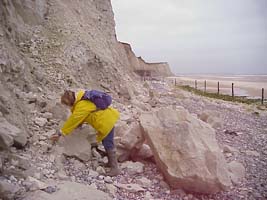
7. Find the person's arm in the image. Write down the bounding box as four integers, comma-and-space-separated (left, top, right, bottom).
61, 102, 94, 135
50, 129, 62, 143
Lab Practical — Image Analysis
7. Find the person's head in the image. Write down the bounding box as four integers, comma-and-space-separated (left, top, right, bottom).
61, 90, 75, 107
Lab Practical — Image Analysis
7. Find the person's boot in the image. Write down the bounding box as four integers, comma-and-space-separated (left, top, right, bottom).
106, 149, 120, 176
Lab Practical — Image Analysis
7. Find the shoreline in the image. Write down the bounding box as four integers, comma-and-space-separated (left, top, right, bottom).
170, 75, 267, 98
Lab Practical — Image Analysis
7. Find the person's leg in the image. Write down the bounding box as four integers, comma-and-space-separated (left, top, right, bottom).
102, 128, 114, 151
101, 128, 120, 176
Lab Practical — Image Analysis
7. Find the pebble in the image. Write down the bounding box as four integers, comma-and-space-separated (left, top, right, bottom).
43, 186, 57, 194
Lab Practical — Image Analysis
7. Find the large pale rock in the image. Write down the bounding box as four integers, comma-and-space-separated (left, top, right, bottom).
139, 106, 232, 194
117, 84, 134, 100
115, 121, 128, 138
10, 154, 31, 170
198, 110, 222, 129
131, 98, 150, 111
121, 161, 144, 175
26, 177, 49, 190
48, 102, 69, 121
24, 181, 111, 200
0, 117, 26, 149
228, 161, 245, 185
119, 122, 145, 150
0, 179, 20, 200
116, 122, 146, 161
0, 130, 13, 149
59, 127, 93, 161
132, 143, 153, 160
136, 177, 152, 188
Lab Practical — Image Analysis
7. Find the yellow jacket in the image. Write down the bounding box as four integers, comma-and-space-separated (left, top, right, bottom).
61, 90, 120, 142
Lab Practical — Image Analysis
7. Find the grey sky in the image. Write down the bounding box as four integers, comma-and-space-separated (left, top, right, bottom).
111, 0, 267, 75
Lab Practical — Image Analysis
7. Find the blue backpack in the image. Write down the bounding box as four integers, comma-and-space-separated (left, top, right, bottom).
81, 90, 112, 110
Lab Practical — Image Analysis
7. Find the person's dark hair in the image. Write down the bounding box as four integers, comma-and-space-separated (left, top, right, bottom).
61, 90, 75, 106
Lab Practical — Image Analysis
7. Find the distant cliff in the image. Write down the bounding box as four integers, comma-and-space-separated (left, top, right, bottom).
119, 42, 173, 77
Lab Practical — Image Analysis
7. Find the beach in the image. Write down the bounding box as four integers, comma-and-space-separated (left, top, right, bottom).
171, 75, 267, 99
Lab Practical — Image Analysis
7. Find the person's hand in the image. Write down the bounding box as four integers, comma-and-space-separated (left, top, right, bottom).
50, 130, 62, 144
91, 142, 98, 149
77, 124, 83, 130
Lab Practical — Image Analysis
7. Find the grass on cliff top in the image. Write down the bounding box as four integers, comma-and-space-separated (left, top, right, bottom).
178, 85, 266, 108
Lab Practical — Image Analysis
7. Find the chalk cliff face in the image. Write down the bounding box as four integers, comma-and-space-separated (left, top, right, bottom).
0, 0, 173, 138
119, 42, 173, 77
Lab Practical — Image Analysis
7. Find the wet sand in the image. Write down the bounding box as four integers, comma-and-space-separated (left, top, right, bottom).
171, 75, 267, 98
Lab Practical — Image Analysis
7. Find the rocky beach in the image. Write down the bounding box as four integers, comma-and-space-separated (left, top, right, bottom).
1, 80, 267, 200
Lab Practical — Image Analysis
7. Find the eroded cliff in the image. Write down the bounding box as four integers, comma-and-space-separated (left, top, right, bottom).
119, 42, 173, 77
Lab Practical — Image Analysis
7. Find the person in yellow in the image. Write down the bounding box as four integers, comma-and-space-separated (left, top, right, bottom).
51, 90, 120, 176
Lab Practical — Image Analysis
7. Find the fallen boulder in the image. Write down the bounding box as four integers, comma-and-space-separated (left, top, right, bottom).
58, 127, 94, 161
140, 106, 232, 194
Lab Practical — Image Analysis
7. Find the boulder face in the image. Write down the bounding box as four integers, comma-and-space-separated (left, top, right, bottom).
139, 106, 232, 194
58, 126, 95, 161
0, 117, 27, 149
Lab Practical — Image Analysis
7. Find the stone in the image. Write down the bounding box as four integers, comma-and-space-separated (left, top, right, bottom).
10, 154, 31, 170
0, 117, 26, 149
89, 170, 99, 178
223, 145, 239, 154
120, 113, 132, 122
43, 186, 58, 194
42, 112, 53, 119
92, 147, 102, 159
144, 191, 153, 200
34, 117, 48, 127
139, 106, 232, 194
106, 184, 117, 197
121, 161, 144, 175
0, 179, 20, 199
245, 150, 260, 157
228, 161, 246, 185
59, 129, 92, 161
0, 130, 13, 149
13, 131, 28, 148
133, 143, 153, 160
114, 183, 145, 192
131, 98, 150, 111
96, 166, 106, 175
198, 110, 222, 128
27, 176, 49, 190
73, 160, 85, 170
48, 102, 69, 120
117, 84, 134, 100
136, 177, 152, 188
119, 122, 145, 150
104, 176, 113, 184
57, 171, 69, 181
